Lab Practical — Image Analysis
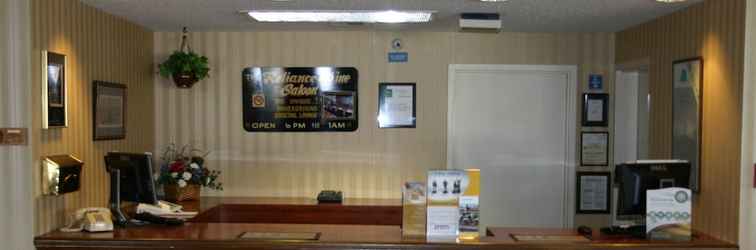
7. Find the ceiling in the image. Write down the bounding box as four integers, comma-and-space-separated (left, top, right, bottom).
79, 0, 704, 32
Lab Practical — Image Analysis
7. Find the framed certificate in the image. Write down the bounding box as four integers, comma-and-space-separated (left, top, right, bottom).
582, 93, 608, 127
576, 172, 611, 214
581, 132, 609, 166
378, 83, 416, 128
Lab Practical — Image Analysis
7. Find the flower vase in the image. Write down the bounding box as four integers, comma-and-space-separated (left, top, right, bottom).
164, 184, 200, 202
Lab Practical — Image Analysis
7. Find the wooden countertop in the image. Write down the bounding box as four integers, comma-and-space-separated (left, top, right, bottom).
34, 197, 737, 250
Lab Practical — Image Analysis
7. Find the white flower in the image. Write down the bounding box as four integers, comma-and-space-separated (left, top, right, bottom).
190, 163, 200, 169
182, 172, 192, 180
153, 173, 159, 181
171, 172, 178, 178
178, 179, 187, 188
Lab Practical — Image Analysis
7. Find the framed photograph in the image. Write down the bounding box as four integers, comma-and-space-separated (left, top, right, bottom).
93, 81, 127, 140
576, 172, 611, 214
42, 50, 67, 128
672, 57, 703, 192
582, 93, 609, 127
378, 83, 416, 128
581, 132, 609, 166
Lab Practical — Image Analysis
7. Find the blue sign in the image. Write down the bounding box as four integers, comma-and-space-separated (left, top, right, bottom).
388, 52, 408, 63
589, 74, 603, 90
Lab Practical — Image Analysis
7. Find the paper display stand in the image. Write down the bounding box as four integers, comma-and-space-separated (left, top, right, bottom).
646, 188, 692, 241
402, 182, 427, 236
426, 170, 480, 239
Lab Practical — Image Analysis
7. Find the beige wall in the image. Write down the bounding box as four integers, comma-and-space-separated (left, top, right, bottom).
616, 0, 745, 243
0, 0, 34, 249
31, 0, 155, 234
154, 31, 615, 227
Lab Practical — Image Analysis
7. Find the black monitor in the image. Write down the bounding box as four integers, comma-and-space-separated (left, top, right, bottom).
104, 152, 158, 205
614, 161, 691, 224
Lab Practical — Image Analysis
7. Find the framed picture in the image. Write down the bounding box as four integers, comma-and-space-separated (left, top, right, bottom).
582, 93, 609, 127
576, 172, 611, 214
93, 81, 127, 140
42, 50, 67, 128
581, 132, 609, 166
672, 57, 703, 192
378, 83, 416, 128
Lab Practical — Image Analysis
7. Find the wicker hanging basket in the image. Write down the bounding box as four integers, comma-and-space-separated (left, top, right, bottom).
172, 73, 198, 88
164, 184, 200, 202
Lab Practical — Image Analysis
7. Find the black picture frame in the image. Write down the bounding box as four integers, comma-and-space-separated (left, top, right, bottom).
378, 83, 416, 128
93, 81, 127, 141
580, 132, 609, 166
43, 50, 67, 128
576, 172, 611, 214
672, 57, 703, 193
582, 93, 609, 127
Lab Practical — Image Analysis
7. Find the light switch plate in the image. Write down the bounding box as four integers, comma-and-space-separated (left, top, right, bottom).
0, 128, 28, 145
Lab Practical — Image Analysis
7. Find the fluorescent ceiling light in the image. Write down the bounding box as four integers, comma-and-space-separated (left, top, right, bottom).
246, 10, 433, 23
656, 0, 687, 2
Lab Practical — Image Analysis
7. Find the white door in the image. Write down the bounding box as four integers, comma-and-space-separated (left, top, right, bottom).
447, 65, 577, 229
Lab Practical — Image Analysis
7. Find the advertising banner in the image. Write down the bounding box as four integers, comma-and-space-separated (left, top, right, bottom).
242, 67, 358, 132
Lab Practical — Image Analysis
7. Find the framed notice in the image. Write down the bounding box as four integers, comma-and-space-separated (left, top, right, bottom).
378, 83, 416, 128
672, 57, 703, 192
93, 81, 127, 140
576, 172, 611, 214
582, 93, 608, 127
581, 132, 609, 166
42, 50, 68, 129
242, 67, 358, 132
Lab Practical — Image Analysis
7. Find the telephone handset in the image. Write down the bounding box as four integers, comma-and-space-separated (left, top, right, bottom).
60, 207, 114, 232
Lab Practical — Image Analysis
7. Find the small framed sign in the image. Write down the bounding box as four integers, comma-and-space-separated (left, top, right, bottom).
93, 81, 127, 140
576, 172, 611, 214
378, 83, 416, 128
42, 50, 68, 129
581, 132, 609, 166
582, 93, 609, 127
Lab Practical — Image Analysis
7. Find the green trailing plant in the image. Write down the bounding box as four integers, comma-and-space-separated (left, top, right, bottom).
158, 51, 210, 80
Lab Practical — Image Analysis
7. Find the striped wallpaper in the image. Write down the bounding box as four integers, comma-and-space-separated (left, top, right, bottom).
31, 0, 154, 234
153, 31, 616, 227
616, 0, 745, 243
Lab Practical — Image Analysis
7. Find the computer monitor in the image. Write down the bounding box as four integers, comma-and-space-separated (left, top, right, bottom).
104, 152, 158, 205
614, 161, 691, 225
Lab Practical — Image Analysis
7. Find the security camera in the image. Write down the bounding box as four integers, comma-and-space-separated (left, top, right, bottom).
391, 38, 403, 50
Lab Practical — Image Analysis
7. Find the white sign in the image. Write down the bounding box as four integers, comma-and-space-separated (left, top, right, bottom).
427, 170, 465, 237
646, 188, 692, 241
579, 175, 608, 212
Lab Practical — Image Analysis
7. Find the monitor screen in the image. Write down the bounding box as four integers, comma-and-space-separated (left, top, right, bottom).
615, 162, 691, 220
104, 152, 158, 205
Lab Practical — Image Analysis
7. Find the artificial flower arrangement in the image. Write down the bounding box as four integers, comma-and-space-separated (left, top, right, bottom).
157, 144, 222, 201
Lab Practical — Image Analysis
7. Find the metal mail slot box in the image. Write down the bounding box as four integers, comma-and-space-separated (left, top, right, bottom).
42, 155, 83, 196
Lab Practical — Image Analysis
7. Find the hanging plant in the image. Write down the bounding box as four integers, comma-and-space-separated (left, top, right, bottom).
158, 27, 210, 88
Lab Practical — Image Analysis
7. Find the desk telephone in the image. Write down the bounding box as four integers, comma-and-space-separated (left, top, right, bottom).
61, 201, 192, 232
60, 207, 113, 232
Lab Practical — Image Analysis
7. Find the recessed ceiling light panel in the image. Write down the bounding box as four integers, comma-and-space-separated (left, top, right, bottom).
656, 0, 688, 3
246, 10, 434, 23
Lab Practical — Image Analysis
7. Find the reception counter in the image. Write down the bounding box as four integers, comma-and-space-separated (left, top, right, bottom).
34, 197, 737, 250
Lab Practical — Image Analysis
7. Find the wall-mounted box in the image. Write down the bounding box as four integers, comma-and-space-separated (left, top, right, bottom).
42, 155, 83, 196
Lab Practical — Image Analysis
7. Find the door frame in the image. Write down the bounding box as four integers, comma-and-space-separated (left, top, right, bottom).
447, 64, 578, 228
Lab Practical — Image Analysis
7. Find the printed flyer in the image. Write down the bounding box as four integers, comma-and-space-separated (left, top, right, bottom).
427, 170, 466, 237
459, 169, 480, 240
402, 182, 426, 236
646, 188, 692, 241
